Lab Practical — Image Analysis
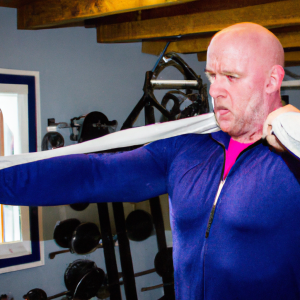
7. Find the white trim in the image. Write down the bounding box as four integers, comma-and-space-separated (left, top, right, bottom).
0, 68, 43, 273
0, 84, 28, 94
0, 207, 44, 274
0, 68, 41, 152
0, 207, 31, 259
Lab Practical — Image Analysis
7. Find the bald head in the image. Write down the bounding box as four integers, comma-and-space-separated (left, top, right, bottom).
206, 22, 285, 143
209, 22, 284, 69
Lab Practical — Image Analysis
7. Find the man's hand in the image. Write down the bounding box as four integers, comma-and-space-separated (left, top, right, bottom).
262, 104, 300, 151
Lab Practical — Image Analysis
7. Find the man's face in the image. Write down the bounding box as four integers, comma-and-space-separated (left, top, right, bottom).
205, 33, 268, 139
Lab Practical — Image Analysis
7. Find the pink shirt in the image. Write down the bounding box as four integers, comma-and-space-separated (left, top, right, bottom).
223, 138, 253, 180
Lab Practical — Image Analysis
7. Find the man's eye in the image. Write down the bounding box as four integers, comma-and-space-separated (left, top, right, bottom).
227, 75, 236, 80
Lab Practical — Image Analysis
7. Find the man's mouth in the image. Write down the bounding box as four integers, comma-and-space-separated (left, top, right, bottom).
215, 107, 230, 116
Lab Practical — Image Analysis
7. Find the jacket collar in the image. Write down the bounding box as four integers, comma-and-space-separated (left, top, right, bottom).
210, 131, 231, 150
210, 130, 263, 152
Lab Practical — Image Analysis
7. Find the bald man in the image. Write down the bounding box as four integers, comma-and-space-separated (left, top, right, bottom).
1, 23, 300, 299
206, 22, 299, 147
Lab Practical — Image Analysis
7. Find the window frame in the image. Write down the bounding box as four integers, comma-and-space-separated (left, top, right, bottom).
0, 68, 44, 274
0, 205, 31, 259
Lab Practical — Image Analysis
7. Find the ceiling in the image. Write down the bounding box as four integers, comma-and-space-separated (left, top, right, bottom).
0, 0, 299, 65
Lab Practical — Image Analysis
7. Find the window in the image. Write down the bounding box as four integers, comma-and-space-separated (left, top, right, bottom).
0, 68, 44, 273
0, 206, 31, 259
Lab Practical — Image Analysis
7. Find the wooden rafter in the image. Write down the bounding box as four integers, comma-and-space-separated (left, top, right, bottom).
6, 0, 300, 67
0, 0, 29, 8
142, 35, 212, 56
142, 25, 300, 58
97, 0, 300, 43
17, 0, 197, 29
285, 51, 300, 67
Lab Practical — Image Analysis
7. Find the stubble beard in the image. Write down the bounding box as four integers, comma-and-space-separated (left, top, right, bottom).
220, 109, 265, 141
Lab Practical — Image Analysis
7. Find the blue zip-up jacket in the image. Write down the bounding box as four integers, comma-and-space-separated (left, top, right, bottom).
1, 131, 300, 299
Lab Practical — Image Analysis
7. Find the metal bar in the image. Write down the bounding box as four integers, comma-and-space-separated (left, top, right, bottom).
121, 94, 147, 130
281, 80, 300, 87
47, 291, 69, 300
151, 79, 199, 89
149, 197, 167, 252
118, 268, 157, 285
145, 104, 156, 127
141, 282, 174, 292
151, 41, 170, 73
149, 197, 174, 300
112, 202, 138, 300
49, 249, 70, 259
144, 105, 175, 299
141, 283, 164, 292
134, 268, 156, 278
97, 203, 122, 300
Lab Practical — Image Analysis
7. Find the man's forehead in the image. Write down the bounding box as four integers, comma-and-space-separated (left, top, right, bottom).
206, 47, 249, 73
206, 31, 253, 71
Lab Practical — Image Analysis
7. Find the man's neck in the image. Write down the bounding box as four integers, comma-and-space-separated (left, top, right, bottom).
230, 131, 262, 144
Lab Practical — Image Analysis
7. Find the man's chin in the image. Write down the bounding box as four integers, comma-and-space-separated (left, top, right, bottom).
217, 120, 232, 133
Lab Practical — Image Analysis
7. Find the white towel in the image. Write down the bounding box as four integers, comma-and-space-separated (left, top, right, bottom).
0, 113, 220, 170
272, 112, 300, 159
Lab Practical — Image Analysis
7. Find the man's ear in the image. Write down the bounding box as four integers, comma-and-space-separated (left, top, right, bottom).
266, 65, 285, 94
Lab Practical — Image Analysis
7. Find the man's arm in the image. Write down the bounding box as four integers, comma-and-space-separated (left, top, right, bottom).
0, 146, 168, 206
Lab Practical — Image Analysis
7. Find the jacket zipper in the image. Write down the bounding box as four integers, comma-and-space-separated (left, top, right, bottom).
202, 138, 263, 299
204, 139, 262, 238
205, 146, 226, 238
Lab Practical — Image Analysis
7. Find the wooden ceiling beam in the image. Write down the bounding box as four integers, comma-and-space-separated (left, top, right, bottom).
0, 0, 31, 8
88, 0, 277, 27
17, 0, 197, 29
284, 51, 300, 67
142, 35, 212, 56
97, 0, 300, 43
142, 26, 300, 57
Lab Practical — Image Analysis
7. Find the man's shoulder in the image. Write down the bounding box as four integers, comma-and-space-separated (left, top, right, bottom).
145, 133, 215, 157
162, 132, 212, 146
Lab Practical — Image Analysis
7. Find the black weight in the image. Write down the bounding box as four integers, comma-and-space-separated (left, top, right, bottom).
71, 222, 101, 254
41, 132, 64, 151
79, 111, 116, 143
73, 268, 105, 299
125, 210, 153, 241
53, 218, 81, 248
64, 259, 97, 293
24, 289, 47, 300
70, 203, 89, 211
154, 247, 173, 277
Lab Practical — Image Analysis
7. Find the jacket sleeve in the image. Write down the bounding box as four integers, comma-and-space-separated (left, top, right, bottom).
0, 143, 169, 206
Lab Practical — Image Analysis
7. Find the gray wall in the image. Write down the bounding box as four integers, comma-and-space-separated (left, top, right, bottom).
0, 6, 209, 300
282, 66, 300, 108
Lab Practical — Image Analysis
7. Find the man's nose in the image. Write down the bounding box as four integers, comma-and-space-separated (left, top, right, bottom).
209, 76, 227, 99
